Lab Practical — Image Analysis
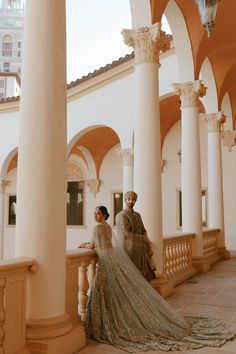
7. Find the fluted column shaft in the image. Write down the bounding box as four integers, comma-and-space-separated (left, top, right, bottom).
201, 112, 226, 248
173, 81, 206, 257
122, 24, 171, 275
15, 0, 67, 319
116, 148, 134, 194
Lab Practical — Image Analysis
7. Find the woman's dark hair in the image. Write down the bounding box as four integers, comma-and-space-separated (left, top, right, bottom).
96, 206, 110, 220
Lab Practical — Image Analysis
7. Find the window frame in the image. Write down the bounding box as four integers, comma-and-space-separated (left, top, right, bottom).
111, 190, 123, 227
176, 188, 208, 229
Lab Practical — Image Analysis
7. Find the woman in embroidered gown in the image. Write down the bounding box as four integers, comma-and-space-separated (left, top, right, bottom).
80, 206, 235, 352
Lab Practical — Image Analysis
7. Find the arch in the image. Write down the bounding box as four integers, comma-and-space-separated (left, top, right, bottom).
0, 147, 18, 180
2, 34, 13, 58
164, 0, 195, 81
76, 146, 97, 179
67, 125, 120, 178
67, 154, 89, 180
199, 57, 218, 113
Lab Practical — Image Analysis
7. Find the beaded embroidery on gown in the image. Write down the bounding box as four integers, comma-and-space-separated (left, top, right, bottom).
86, 222, 235, 352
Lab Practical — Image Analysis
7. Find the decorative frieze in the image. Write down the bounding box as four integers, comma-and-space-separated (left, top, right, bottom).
86, 179, 100, 197
173, 81, 207, 108
221, 130, 236, 151
122, 23, 172, 66
67, 161, 84, 180
200, 112, 226, 133
116, 148, 134, 166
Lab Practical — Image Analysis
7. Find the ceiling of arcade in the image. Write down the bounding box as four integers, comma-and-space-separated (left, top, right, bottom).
7, 128, 120, 178
151, 0, 236, 128
70, 127, 120, 178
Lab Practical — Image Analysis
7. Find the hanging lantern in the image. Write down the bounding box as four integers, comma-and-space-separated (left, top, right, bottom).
195, 0, 219, 38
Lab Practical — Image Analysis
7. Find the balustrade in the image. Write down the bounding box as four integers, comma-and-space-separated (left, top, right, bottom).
66, 249, 97, 324
203, 229, 221, 265
0, 257, 36, 354
163, 234, 197, 286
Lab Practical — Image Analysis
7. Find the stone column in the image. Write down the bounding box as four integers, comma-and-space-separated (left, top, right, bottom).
201, 112, 230, 259
116, 148, 134, 194
122, 24, 174, 297
173, 81, 209, 273
0, 180, 9, 259
15, 1, 84, 353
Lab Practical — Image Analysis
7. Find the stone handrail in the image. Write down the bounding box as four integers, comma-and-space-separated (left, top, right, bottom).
163, 234, 197, 286
0, 257, 36, 354
65, 231, 222, 323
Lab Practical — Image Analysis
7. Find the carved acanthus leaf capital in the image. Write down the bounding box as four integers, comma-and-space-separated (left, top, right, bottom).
122, 23, 171, 65
173, 81, 207, 108
221, 130, 236, 151
200, 112, 226, 133
86, 179, 100, 197
116, 148, 134, 166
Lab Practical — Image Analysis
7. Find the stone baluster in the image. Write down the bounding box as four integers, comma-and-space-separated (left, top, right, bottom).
78, 262, 90, 321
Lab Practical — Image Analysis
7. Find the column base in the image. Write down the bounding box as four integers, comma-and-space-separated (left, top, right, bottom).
192, 256, 210, 273
150, 273, 174, 298
218, 247, 231, 260
26, 314, 86, 354
26, 324, 85, 354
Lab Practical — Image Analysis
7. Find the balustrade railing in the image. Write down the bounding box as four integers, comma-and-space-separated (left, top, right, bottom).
0, 257, 36, 354
66, 249, 97, 323
163, 234, 197, 286
203, 229, 221, 265
0, 230, 222, 353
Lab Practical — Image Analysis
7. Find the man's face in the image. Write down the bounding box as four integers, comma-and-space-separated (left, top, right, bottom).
125, 197, 136, 209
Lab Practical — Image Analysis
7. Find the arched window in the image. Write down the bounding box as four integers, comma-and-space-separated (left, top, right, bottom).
2, 34, 13, 57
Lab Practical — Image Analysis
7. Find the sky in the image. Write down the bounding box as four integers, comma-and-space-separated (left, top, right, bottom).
66, 0, 171, 84
66, 0, 132, 83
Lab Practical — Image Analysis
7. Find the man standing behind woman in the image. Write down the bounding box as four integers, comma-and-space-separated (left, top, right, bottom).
115, 191, 156, 282
80, 205, 235, 352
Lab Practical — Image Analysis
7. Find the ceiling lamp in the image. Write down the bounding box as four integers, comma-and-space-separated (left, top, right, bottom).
195, 0, 219, 38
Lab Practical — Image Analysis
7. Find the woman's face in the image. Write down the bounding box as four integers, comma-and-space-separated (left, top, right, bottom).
94, 208, 105, 223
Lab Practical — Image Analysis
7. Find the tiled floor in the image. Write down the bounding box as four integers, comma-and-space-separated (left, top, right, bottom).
77, 256, 236, 354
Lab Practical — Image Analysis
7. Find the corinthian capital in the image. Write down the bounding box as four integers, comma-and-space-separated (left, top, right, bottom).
200, 112, 226, 133
221, 130, 236, 151
116, 148, 134, 166
173, 81, 207, 108
121, 23, 171, 65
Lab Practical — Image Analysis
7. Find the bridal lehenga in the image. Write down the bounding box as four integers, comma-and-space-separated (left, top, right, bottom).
86, 222, 235, 352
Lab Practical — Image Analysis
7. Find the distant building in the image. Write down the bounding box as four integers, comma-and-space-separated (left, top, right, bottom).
0, 0, 23, 98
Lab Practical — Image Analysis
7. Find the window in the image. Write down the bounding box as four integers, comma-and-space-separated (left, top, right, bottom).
8, 195, 16, 225
112, 192, 123, 225
3, 62, 10, 72
17, 41, 21, 48
2, 35, 13, 57
177, 189, 208, 228
0, 79, 4, 88
67, 181, 84, 226
17, 50, 21, 57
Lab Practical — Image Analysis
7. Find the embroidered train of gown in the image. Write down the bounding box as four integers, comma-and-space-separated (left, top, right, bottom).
86, 222, 235, 352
